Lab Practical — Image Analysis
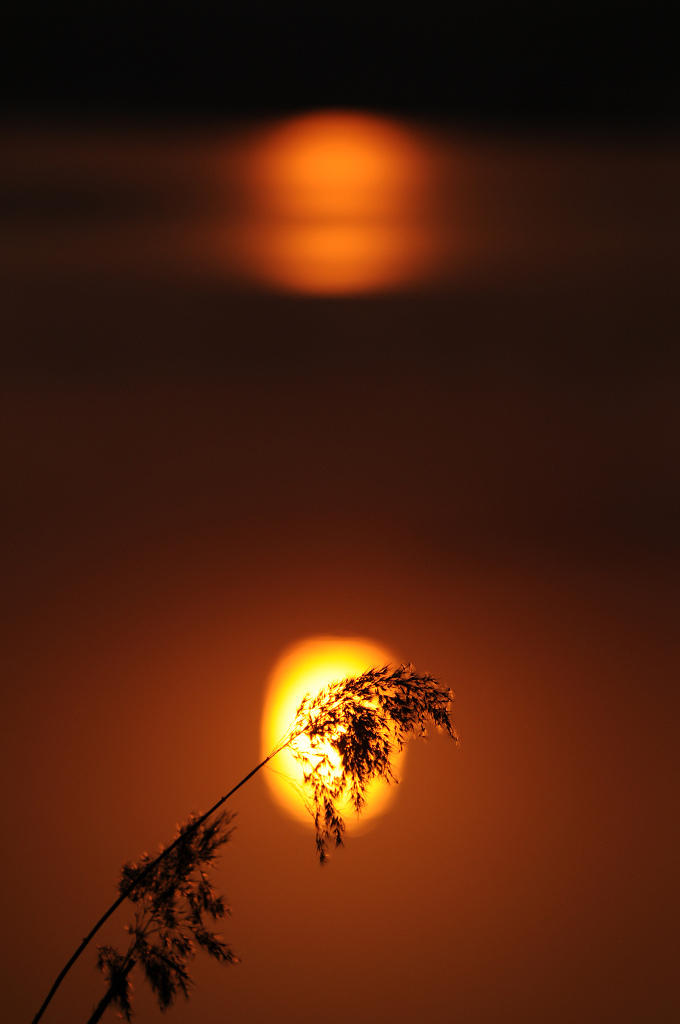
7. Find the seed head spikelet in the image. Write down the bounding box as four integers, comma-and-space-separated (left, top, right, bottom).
287, 664, 457, 862
32, 661, 457, 1022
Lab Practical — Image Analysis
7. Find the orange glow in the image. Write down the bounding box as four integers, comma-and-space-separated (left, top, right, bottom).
261, 635, 402, 827
230, 111, 445, 294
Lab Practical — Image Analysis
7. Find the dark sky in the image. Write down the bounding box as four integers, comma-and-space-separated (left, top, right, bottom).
2, 0, 679, 124
1, 9, 679, 1024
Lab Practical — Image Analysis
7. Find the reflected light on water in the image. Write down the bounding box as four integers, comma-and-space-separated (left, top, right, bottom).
227, 111, 447, 294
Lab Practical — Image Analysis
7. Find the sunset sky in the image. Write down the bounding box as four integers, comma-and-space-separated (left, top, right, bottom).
2, 7, 679, 1024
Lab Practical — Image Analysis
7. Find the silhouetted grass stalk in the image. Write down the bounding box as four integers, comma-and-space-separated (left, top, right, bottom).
31, 758, 271, 1024
31, 664, 456, 1023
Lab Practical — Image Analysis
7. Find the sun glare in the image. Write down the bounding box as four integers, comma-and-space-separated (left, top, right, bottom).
262, 636, 402, 827
229, 111, 445, 294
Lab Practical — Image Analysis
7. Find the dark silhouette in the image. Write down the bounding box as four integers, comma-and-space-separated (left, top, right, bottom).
32, 664, 456, 1022
31, 758, 270, 1024
286, 664, 457, 862
87, 813, 236, 1023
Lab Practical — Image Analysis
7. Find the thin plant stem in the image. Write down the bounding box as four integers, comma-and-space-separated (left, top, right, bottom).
32, 664, 455, 1023
84, 957, 135, 1024
31, 754, 273, 1024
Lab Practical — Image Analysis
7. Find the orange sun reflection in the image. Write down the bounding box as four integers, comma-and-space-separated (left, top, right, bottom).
261, 636, 402, 828
229, 111, 445, 294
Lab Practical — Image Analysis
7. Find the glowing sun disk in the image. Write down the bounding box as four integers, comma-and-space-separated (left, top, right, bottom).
262, 636, 402, 827
231, 111, 443, 294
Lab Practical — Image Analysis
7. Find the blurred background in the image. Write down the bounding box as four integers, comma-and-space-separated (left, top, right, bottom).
1, 3, 679, 1023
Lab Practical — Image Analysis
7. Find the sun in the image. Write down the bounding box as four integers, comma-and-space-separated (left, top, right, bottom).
228, 110, 443, 294
261, 636, 403, 827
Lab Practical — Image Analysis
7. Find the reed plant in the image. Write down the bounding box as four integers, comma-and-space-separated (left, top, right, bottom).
32, 664, 457, 1023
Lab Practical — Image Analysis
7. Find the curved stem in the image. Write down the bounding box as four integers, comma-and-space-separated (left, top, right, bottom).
31, 754, 273, 1024
84, 958, 136, 1024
